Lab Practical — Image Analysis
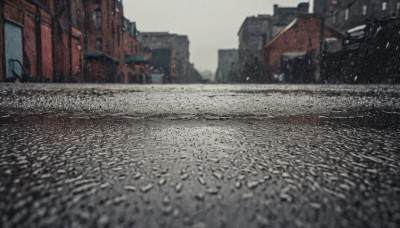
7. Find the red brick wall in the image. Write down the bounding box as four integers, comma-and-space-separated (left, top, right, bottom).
3, 1, 36, 81
53, 25, 66, 82
1, 0, 54, 82
71, 41, 82, 82
4, 1, 29, 23
1, 0, 140, 83
264, 15, 341, 69
23, 13, 37, 78
50, 1, 84, 82
85, 0, 125, 80
123, 33, 140, 56
86, 1, 122, 57
85, 59, 105, 82
119, 33, 141, 83
41, 24, 53, 81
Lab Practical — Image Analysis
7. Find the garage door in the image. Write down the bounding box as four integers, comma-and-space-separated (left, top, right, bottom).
5, 21, 23, 79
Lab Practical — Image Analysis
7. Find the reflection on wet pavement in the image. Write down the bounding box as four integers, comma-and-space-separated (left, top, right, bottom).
0, 84, 399, 227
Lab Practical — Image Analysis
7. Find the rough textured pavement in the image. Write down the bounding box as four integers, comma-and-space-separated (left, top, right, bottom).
0, 84, 400, 227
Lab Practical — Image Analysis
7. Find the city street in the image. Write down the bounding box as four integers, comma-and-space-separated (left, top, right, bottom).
0, 84, 400, 227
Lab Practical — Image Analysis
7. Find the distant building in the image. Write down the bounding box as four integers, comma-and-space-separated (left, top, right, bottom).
259, 14, 343, 83
238, 15, 272, 82
151, 48, 178, 83
187, 63, 203, 84
314, 0, 400, 32
272, 3, 310, 36
216, 49, 239, 83
121, 19, 150, 83
237, 2, 309, 83
140, 32, 190, 83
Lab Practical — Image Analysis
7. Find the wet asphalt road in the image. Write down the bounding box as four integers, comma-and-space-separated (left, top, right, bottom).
0, 84, 400, 228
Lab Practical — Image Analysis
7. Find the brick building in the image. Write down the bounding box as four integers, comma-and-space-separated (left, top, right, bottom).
314, 0, 400, 32
121, 19, 150, 83
140, 32, 190, 83
216, 49, 239, 83
259, 14, 343, 83
53, 0, 84, 82
237, 2, 309, 82
80, 0, 124, 82
1, 0, 148, 83
1, 0, 56, 82
272, 3, 310, 36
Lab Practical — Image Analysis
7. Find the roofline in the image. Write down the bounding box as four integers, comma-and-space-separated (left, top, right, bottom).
265, 18, 298, 47
265, 14, 344, 48
238, 15, 272, 36
218, 49, 238, 51
141, 32, 188, 38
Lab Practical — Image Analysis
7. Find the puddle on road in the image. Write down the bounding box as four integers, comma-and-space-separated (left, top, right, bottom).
1, 110, 400, 227
270, 110, 400, 130
1, 108, 399, 129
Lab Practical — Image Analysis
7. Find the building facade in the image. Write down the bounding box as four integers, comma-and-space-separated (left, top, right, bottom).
314, 0, 400, 31
259, 14, 343, 83
1, 0, 61, 82
237, 15, 272, 82
216, 49, 239, 83
1, 0, 148, 83
81, 0, 124, 82
187, 63, 202, 84
237, 2, 309, 83
140, 32, 190, 83
151, 48, 178, 83
272, 2, 310, 36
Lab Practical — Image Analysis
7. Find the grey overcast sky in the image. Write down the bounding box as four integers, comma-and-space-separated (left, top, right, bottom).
124, 0, 313, 72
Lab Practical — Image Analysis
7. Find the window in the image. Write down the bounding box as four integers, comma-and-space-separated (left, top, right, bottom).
40, 0, 50, 9
112, 22, 115, 38
345, 8, 349, 21
362, 5, 367, 15
117, 26, 120, 46
76, 10, 82, 28
95, 38, 103, 51
397, 2, 400, 16
93, 10, 102, 30
112, 0, 116, 15
382, 2, 387, 11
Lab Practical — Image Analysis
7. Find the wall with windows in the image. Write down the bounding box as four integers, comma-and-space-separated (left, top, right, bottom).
1, 0, 144, 83
140, 33, 190, 83
314, 0, 400, 31
0, 0, 54, 82
85, 0, 123, 56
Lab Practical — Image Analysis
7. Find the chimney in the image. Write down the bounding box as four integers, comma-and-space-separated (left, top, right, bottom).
297, 2, 310, 14
273, 4, 279, 16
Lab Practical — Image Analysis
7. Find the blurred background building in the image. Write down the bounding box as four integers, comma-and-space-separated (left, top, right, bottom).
216, 49, 239, 83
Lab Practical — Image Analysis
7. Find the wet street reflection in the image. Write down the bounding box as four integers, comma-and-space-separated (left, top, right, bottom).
0, 84, 400, 227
